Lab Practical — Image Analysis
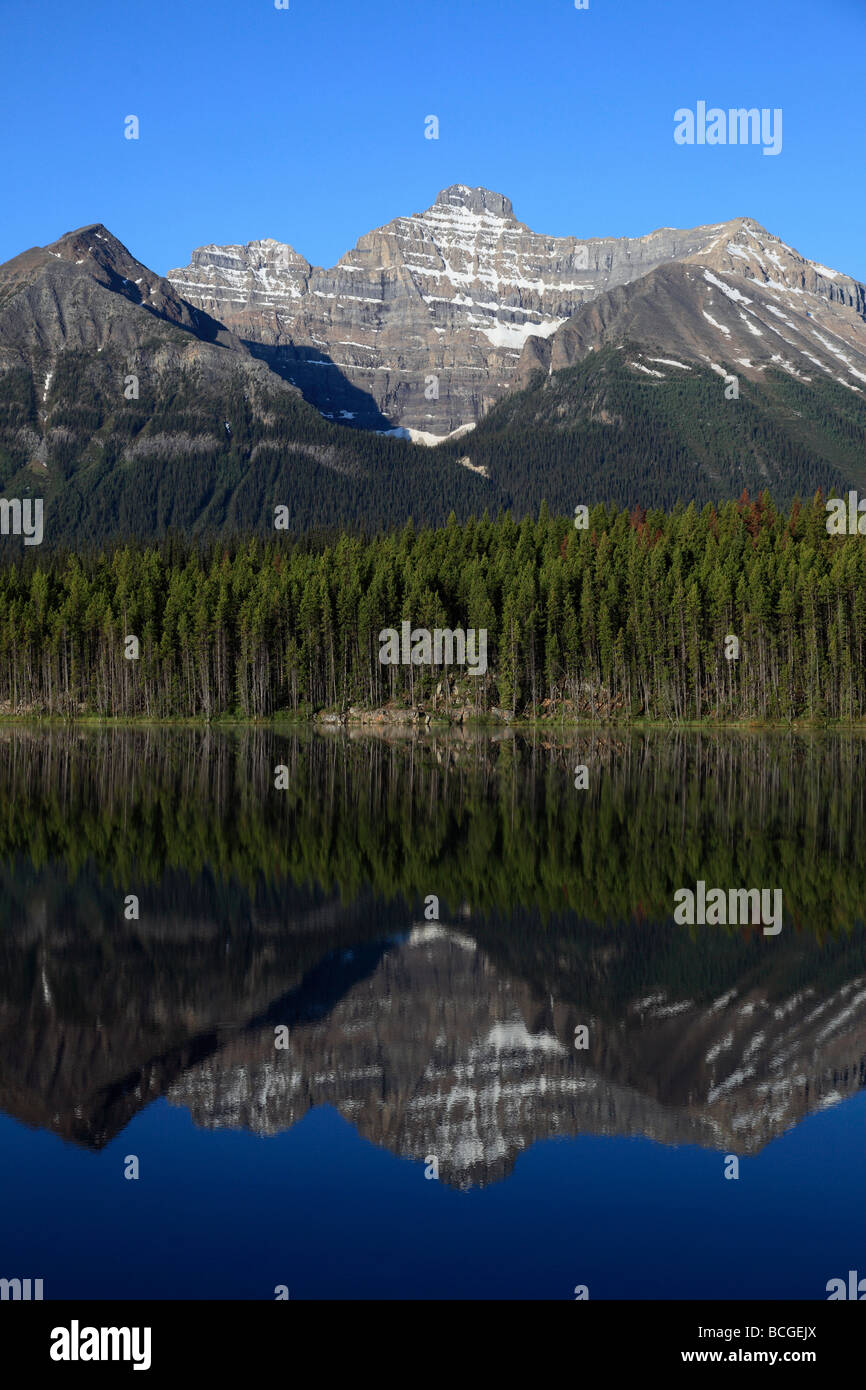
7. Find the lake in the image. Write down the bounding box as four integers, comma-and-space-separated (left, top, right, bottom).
1, 726, 864, 1300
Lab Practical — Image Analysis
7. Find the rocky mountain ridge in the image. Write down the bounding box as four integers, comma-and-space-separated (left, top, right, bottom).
168, 188, 866, 434
519, 217, 866, 393
0, 224, 246, 362
3, 200, 866, 537
0, 223, 489, 537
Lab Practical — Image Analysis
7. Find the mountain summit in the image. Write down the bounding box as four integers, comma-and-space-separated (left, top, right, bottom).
431, 185, 517, 219
0, 223, 242, 363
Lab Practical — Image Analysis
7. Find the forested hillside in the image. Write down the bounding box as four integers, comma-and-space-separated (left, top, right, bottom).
443, 347, 866, 511
0, 493, 863, 722
0, 347, 491, 541
5, 336, 866, 540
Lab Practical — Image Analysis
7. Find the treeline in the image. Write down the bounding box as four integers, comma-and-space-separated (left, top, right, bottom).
0, 493, 865, 720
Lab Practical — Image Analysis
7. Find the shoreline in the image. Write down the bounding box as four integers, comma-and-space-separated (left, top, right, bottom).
1, 712, 865, 732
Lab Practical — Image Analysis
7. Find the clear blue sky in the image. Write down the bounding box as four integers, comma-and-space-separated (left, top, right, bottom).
1, 0, 863, 280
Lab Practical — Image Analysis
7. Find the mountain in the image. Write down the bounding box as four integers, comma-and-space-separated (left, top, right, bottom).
517, 216, 866, 388
167, 186, 733, 435
433, 216, 866, 511
0, 224, 489, 540
168, 192, 866, 440
0, 223, 242, 358
3, 199, 866, 541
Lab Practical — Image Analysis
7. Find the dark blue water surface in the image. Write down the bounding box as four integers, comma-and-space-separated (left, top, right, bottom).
2, 1096, 864, 1300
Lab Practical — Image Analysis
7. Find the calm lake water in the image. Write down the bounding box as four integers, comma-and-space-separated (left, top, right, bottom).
1, 726, 864, 1299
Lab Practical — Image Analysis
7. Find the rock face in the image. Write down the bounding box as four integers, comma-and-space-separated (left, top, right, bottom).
518, 217, 866, 393
168, 186, 743, 434
163, 238, 314, 348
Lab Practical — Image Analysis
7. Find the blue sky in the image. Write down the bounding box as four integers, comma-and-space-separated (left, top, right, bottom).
1, 0, 863, 279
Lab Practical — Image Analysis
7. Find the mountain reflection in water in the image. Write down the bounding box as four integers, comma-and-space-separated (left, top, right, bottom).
1, 727, 864, 1191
